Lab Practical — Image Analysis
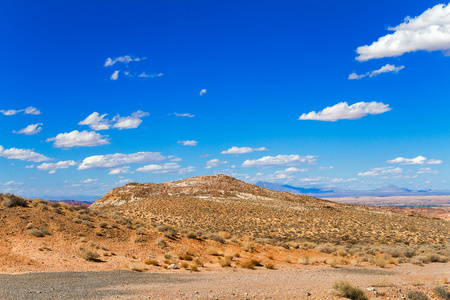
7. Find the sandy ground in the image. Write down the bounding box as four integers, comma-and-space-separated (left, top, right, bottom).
0, 263, 448, 299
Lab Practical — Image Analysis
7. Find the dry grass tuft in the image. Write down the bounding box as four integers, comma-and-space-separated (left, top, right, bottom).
332, 281, 368, 300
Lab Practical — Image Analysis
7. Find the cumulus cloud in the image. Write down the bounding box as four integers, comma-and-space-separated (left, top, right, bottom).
78, 112, 111, 130
358, 167, 403, 177
319, 166, 334, 171
199, 89, 207, 96
387, 155, 442, 165
221, 146, 268, 155
108, 166, 131, 175
172, 112, 195, 118
136, 163, 195, 174
1, 106, 41, 116
112, 111, 149, 130
298, 101, 391, 122
242, 154, 316, 168
110, 70, 119, 80
82, 178, 98, 183
356, 3, 450, 61
104, 55, 144, 67
78, 151, 166, 170
205, 159, 228, 169
13, 123, 43, 135
37, 160, 77, 174
178, 140, 198, 146
348, 64, 405, 80
46, 130, 110, 148
0, 145, 50, 162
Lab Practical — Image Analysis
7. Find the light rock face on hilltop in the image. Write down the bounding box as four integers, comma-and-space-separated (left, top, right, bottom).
91, 174, 328, 209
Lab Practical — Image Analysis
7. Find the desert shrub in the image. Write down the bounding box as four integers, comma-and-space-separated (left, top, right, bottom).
434, 285, 450, 300
156, 238, 167, 248
180, 262, 189, 269
128, 263, 144, 272
178, 251, 194, 261
240, 259, 259, 269
208, 233, 225, 243
98, 222, 108, 228
207, 248, 221, 256
3, 195, 28, 208
264, 262, 275, 269
218, 231, 230, 240
144, 259, 159, 266
186, 231, 198, 239
190, 263, 199, 271
315, 243, 336, 254
243, 241, 255, 252
28, 228, 45, 237
82, 220, 92, 227
79, 249, 100, 261
371, 256, 387, 268
49, 202, 60, 208
250, 258, 262, 267
72, 218, 82, 224
299, 256, 310, 265
219, 256, 232, 267
79, 214, 91, 221
192, 258, 203, 267
407, 290, 430, 300
164, 253, 173, 259
53, 207, 63, 214
26, 223, 34, 229
332, 281, 368, 300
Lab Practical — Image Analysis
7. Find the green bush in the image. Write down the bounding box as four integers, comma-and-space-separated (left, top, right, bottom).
332, 281, 368, 300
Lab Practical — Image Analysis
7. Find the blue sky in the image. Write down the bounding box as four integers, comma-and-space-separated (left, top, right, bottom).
1, 0, 449, 198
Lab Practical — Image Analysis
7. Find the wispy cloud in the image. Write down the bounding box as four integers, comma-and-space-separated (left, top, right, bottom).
171, 112, 195, 118
79, 111, 149, 130
13, 123, 43, 135
78, 151, 166, 170
349, 64, 405, 80
358, 167, 403, 177
299, 101, 391, 121
356, 3, 450, 61
46, 130, 110, 148
108, 166, 131, 175
104, 55, 144, 67
0, 145, 50, 162
221, 146, 268, 155
37, 160, 77, 174
136, 163, 195, 174
242, 154, 316, 168
387, 155, 442, 165
138, 72, 163, 78
1, 106, 41, 116
178, 140, 198, 146
199, 89, 207, 96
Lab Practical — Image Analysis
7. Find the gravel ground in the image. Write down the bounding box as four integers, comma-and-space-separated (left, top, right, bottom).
0, 263, 448, 299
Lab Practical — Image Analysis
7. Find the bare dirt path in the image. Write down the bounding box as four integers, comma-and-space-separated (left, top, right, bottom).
0, 263, 448, 299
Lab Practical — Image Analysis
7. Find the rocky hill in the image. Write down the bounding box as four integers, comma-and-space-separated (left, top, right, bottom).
92, 174, 449, 246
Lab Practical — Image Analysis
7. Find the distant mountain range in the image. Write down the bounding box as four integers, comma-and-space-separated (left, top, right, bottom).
256, 182, 450, 197
39, 195, 99, 203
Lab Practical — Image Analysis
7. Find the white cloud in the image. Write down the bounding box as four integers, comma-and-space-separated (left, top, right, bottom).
25, 164, 34, 168
319, 166, 334, 171
356, 3, 450, 61
205, 159, 228, 169
242, 154, 316, 168
387, 155, 442, 165
330, 178, 357, 183
108, 166, 131, 175
221, 146, 268, 155
417, 167, 439, 174
0, 145, 50, 162
358, 167, 403, 177
136, 163, 195, 174
110, 70, 119, 80
13, 123, 43, 135
199, 89, 207, 96
37, 160, 77, 174
172, 112, 195, 118
1, 106, 41, 116
254, 167, 311, 182
78, 112, 111, 130
78, 151, 166, 170
79, 111, 149, 130
118, 178, 133, 185
138, 72, 163, 78
46, 130, 110, 148
170, 157, 182, 162
112, 111, 149, 130
104, 55, 144, 67
298, 101, 391, 122
348, 64, 405, 80
82, 178, 98, 183
178, 140, 198, 146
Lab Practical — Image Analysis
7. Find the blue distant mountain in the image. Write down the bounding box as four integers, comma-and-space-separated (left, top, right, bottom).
256, 182, 450, 197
